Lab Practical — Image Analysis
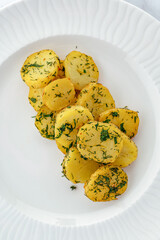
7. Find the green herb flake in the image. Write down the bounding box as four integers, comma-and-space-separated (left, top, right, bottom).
120, 123, 126, 133
30, 97, 37, 103
100, 129, 110, 142
134, 116, 137, 123
67, 89, 72, 95
55, 93, 62, 97
119, 180, 127, 188
47, 61, 53, 66
25, 63, 44, 68
114, 137, 117, 144
103, 119, 111, 123
70, 185, 77, 191
95, 122, 99, 130
112, 112, 119, 117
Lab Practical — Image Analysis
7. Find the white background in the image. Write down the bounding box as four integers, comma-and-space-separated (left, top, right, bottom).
0, 0, 160, 21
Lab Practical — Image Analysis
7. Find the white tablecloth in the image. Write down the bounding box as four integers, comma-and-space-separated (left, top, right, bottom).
0, 0, 160, 21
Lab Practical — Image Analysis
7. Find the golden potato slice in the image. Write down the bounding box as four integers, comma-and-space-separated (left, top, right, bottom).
112, 131, 138, 167
35, 106, 56, 140
28, 88, 44, 112
64, 51, 99, 90
57, 60, 65, 78
62, 147, 101, 183
76, 83, 115, 120
77, 122, 123, 164
55, 106, 94, 149
99, 108, 139, 138
84, 165, 128, 202
56, 141, 67, 154
21, 50, 60, 88
43, 78, 75, 111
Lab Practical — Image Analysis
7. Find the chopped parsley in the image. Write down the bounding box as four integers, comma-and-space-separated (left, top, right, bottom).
114, 137, 117, 144
112, 112, 119, 117
103, 119, 111, 123
95, 122, 99, 130
123, 106, 128, 109
25, 63, 44, 68
134, 116, 137, 123
100, 129, 110, 142
56, 123, 74, 139
55, 93, 62, 97
30, 97, 37, 103
120, 123, 126, 133
47, 61, 54, 66
70, 185, 77, 191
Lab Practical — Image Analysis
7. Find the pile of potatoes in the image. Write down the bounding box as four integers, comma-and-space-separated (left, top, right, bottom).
21, 49, 139, 202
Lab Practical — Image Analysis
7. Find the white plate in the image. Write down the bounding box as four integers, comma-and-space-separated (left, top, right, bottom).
0, 0, 160, 239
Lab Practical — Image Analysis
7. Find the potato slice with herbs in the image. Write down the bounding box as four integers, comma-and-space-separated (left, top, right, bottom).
62, 147, 101, 183
57, 60, 65, 78
55, 106, 94, 149
99, 108, 139, 138
64, 51, 99, 90
35, 106, 56, 140
43, 78, 75, 111
77, 122, 123, 164
21, 50, 60, 88
76, 83, 115, 120
56, 141, 67, 154
84, 165, 128, 202
28, 88, 44, 112
112, 131, 138, 167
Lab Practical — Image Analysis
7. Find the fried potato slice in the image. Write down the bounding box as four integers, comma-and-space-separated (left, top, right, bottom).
21, 49, 60, 88
77, 122, 123, 164
62, 147, 101, 183
64, 51, 99, 90
56, 141, 67, 154
76, 83, 115, 120
84, 165, 128, 201
99, 108, 139, 138
43, 78, 75, 111
35, 106, 56, 140
112, 131, 138, 167
55, 106, 94, 149
28, 88, 44, 112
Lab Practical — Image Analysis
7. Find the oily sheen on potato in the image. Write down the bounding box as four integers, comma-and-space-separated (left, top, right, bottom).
21, 50, 60, 88
77, 122, 123, 164
64, 51, 99, 90
99, 108, 139, 138
43, 78, 75, 111
112, 131, 138, 167
76, 83, 115, 120
62, 147, 101, 183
